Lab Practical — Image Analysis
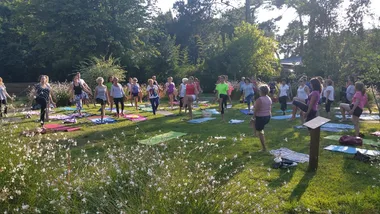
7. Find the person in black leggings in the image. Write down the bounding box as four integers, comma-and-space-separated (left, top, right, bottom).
35, 75, 55, 126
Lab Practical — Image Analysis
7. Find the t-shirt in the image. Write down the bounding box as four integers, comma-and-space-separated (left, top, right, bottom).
105, 82, 113, 91
242, 83, 254, 97
186, 84, 195, 95
179, 83, 186, 97
352, 92, 367, 109
96, 85, 107, 100
166, 82, 175, 93
297, 85, 308, 100
147, 85, 159, 99
35, 83, 51, 102
308, 91, 320, 111
111, 83, 125, 98
215, 83, 229, 95
324, 86, 334, 101
255, 96, 272, 117
346, 85, 355, 102
279, 84, 289, 97
132, 84, 140, 94
0, 85, 7, 100
239, 81, 245, 91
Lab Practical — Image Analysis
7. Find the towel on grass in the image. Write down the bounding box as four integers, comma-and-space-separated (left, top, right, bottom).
270, 148, 309, 163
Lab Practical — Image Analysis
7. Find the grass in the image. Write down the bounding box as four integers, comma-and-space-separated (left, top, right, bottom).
1, 96, 380, 213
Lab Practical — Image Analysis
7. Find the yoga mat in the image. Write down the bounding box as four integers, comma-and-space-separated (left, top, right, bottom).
138, 131, 187, 145
88, 116, 117, 124
371, 131, 380, 137
0, 117, 22, 122
294, 125, 347, 133
49, 114, 72, 120
324, 145, 380, 156
229, 119, 244, 124
275, 110, 293, 113
156, 111, 175, 116
324, 135, 380, 146
270, 148, 309, 163
21, 111, 40, 115
240, 109, 254, 115
322, 123, 354, 130
272, 115, 300, 120
166, 106, 179, 110
335, 114, 380, 121
59, 107, 77, 111
124, 114, 147, 122
140, 107, 153, 112
126, 103, 134, 107
45, 124, 81, 132
204, 109, 220, 115
227, 104, 232, 109
188, 117, 216, 124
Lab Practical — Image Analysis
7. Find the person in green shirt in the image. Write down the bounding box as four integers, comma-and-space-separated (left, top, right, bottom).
105, 76, 114, 112
215, 75, 229, 121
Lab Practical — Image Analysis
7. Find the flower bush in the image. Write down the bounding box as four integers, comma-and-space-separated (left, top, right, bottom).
27, 82, 72, 107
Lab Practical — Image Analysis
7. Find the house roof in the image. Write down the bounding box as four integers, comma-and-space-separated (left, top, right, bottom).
280, 56, 302, 66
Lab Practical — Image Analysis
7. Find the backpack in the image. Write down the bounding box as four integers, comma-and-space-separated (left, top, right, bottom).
339, 135, 363, 147
132, 84, 139, 94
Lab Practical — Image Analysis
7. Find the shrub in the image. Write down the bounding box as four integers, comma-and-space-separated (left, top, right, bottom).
77, 56, 126, 90
27, 82, 72, 107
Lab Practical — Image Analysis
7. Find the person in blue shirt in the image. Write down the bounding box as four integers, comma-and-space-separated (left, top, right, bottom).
239, 77, 246, 103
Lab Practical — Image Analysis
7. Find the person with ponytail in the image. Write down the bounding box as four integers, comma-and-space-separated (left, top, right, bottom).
339, 82, 367, 137
0, 77, 13, 117
34, 75, 55, 127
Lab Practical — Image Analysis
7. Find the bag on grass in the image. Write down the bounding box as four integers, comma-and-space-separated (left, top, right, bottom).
354, 152, 370, 163
339, 135, 363, 147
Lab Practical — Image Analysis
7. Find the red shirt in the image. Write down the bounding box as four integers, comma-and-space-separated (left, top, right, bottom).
186, 84, 195, 95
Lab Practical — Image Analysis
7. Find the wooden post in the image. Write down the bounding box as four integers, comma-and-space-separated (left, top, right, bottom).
308, 127, 321, 171
303, 116, 330, 172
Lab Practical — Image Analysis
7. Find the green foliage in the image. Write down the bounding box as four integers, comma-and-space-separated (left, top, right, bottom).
78, 56, 126, 90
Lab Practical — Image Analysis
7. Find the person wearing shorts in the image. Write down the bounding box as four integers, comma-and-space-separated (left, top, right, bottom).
184, 77, 198, 119
289, 79, 310, 121
292, 78, 321, 128
242, 78, 255, 113
179, 78, 188, 114
250, 85, 272, 152
323, 79, 334, 118
339, 82, 367, 137
215, 76, 229, 121
165, 77, 176, 110
94, 77, 110, 123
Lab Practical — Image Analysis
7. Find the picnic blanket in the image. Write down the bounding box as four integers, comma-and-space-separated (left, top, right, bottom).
88, 116, 117, 124
45, 124, 81, 132
240, 109, 254, 115
324, 135, 380, 146
335, 114, 380, 121
188, 117, 216, 124
124, 114, 147, 122
271, 115, 300, 120
229, 119, 245, 124
138, 131, 187, 145
324, 145, 380, 156
270, 148, 309, 163
156, 111, 175, 116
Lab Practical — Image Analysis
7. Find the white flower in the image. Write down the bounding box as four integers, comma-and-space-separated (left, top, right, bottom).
21, 204, 29, 210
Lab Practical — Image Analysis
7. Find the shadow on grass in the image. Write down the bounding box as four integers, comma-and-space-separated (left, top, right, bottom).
289, 171, 316, 201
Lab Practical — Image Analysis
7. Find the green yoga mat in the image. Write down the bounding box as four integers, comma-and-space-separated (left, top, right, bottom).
324, 135, 380, 146
138, 131, 187, 145
140, 107, 153, 112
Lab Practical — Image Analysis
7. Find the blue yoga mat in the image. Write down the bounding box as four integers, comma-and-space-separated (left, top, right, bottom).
59, 107, 77, 111
294, 125, 346, 133
275, 110, 293, 113
322, 123, 354, 130
271, 114, 300, 120
90, 117, 117, 124
324, 145, 380, 156
240, 109, 254, 115
335, 114, 380, 121
188, 117, 216, 124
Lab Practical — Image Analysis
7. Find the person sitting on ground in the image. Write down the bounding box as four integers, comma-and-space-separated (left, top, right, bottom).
250, 85, 272, 152
339, 82, 367, 137
289, 78, 310, 122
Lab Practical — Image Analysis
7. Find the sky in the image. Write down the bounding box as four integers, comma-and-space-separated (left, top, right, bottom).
156, 0, 380, 34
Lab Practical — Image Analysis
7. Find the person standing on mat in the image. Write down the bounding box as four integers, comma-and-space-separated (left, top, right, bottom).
34, 75, 55, 127
242, 78, 255, 114
131, 78, 140, 111
111, 77, 127, 117
289, 78, 310, 122
147, 79, 160, 115
105, 76, 114, 113
71, 76, 91, 116
339, 82, 367, 137
250, 85, 272, 152
278, 79, 289, 115
75, 72, 92, 108
165, 77, 176, 110
292, 78, 321, 125
215, 76, 229, 121
225, 75, 233, 106
0, 77, 14, 118
94, 77, 110, 123
184, 76, 199, 120
238, 77, 246, 103
179, 78, 188, 115
324, 79, 334, 118
345, 77, 355, 104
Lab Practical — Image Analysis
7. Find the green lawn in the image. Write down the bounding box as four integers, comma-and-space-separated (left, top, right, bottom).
1, 98, 380, 213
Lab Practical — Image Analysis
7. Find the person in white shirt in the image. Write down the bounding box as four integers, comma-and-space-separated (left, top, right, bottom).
0, 77, 14, 118
324, 79, 334, 118
289, 78, 310, 121
178, 78, 188, 114
110, 77, 127, 117
147, 79, 160, 115
278, 79, 289, 115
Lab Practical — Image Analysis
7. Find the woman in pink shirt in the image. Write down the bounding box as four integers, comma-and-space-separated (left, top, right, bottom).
339, 82, 367, 136
250, 85, 272, 152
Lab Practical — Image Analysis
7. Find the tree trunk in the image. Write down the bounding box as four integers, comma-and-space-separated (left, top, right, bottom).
245, 0, 251, 23
298, 13, 304, 57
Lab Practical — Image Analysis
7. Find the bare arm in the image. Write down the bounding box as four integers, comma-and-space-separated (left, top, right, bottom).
305, 86, 310, 95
